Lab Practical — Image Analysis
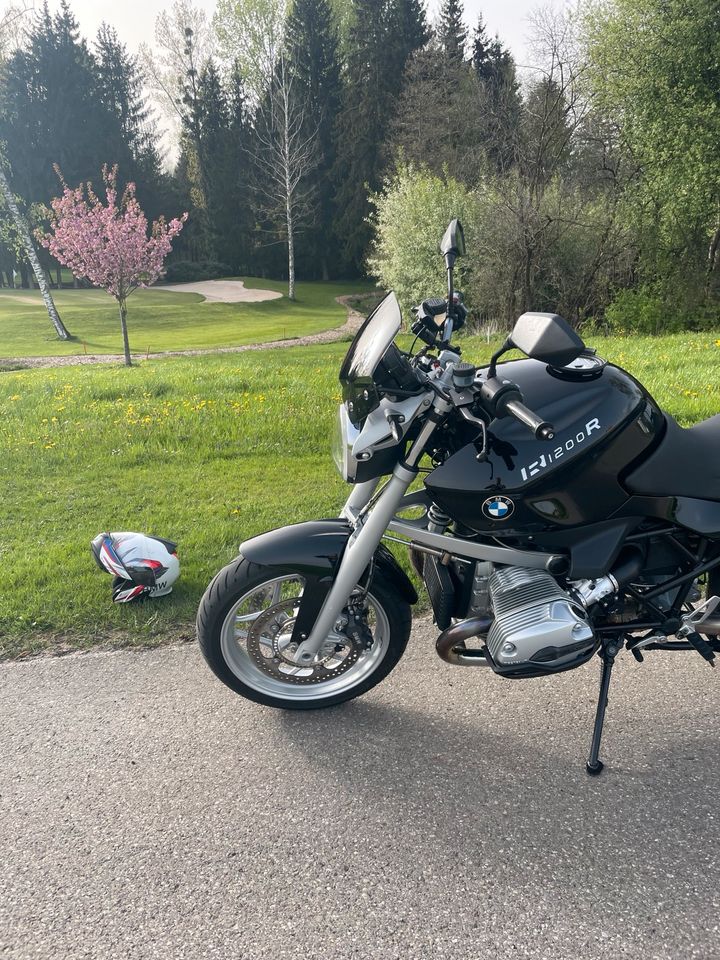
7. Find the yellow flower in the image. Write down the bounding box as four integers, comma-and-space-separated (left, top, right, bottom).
9, 395, 20, 402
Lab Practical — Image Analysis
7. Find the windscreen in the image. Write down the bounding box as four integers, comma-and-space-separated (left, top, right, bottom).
339, 292, 402, 383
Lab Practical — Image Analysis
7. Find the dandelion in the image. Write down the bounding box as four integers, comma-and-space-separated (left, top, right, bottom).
9, 395, 20, 402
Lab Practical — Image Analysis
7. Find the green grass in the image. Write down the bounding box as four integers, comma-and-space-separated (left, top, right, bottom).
0, 277, 375, 358
1, 329, 719, 658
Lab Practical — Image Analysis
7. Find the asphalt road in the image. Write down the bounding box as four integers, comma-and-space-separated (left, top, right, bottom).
1, 619, 719, 960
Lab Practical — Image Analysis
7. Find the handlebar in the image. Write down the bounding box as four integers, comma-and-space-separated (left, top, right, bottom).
476, 375, 555, 441
500, 398, 555, 441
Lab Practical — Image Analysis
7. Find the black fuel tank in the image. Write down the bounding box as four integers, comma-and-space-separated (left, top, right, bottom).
425, 358, 664, 534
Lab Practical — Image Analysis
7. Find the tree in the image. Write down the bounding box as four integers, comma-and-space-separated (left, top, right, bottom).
139, 0, 215, 146
368, 164, 477, 314
334, 0, 429, 272
471, 20, 521, 173
286, 0, 342, 279
436, 0, 467, 63
585, 0, 720, 300
253, 53, 318, 299
0, 2, 70, 337
390, 43, 483, 184
0, 2, 31, 61
0, 162, 72, 337
214, 0, 288, 102
40, 166, 186, 365
215, 0, 324, 294
0, 2, 117, 203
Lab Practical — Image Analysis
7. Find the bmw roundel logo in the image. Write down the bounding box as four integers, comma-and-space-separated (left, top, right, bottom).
482, 496, 515, 521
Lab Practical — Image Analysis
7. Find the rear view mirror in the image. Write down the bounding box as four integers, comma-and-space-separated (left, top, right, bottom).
440, 219, 465, 259
510, 312, 585, 367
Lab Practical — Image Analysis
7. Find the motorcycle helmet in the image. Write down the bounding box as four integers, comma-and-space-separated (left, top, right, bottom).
91, 532, 180, 603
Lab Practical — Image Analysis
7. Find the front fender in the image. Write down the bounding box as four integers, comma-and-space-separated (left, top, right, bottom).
240, 519, 352, 578
240, 519, 417, 641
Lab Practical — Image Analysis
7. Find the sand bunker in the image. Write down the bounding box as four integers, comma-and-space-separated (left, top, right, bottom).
160, 279, 283, 303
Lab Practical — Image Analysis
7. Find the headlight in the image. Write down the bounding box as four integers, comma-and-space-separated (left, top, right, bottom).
332, 403, 361, 482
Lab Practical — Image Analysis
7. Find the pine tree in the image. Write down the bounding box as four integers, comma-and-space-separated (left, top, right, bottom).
286, 0, 342, 278
94, 23, 168, 219
436, 0, 467, 63
0, 2, 108, 203
224, 62, 254, 272
95, 25, 147, 161
391, 0, 429, 64
471, 14, 492, 79
334, 0, 428, 273
195, 60, 232, 258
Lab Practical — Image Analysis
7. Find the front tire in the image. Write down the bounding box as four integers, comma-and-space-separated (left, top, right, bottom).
197, 556, 412, 709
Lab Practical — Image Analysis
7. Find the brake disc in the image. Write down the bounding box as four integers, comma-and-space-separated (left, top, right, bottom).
246, 597, 364, 685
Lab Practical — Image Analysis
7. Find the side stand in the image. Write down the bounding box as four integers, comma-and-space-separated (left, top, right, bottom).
586, 640, 620, 776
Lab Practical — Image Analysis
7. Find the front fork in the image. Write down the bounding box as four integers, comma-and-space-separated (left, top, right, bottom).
293, 402, 449, 663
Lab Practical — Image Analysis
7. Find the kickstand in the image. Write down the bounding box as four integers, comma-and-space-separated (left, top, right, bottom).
586, 640, 620, 776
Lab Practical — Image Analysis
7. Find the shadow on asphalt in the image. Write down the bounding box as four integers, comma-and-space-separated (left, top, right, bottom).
275, 696, 719, 900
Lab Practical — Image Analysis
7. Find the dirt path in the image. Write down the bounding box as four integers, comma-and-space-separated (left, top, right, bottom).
2, 295, 367, 370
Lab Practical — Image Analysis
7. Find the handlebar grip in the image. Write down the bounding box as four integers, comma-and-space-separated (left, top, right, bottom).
502, 399, 555, 441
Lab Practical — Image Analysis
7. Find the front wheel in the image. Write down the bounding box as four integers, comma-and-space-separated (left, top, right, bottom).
196, 557, 412, 709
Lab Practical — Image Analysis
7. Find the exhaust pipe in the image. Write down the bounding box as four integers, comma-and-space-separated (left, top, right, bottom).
436, 617, 494, 666
696, 618, 720, 636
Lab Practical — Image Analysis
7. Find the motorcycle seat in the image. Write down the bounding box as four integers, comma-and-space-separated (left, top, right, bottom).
625, 413, 720, 502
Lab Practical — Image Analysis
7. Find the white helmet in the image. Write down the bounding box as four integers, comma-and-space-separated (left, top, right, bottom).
91, 532, 180, 603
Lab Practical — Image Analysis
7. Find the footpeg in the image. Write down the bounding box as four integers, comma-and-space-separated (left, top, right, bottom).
678, 597, 720, 666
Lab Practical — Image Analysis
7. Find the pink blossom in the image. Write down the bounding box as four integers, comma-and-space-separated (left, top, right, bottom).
40, 165, 187, 301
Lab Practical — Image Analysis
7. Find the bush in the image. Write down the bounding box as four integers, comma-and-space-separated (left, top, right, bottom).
163, 260, 233, 283
603, 287, 720, 334
367, 165, 479, 317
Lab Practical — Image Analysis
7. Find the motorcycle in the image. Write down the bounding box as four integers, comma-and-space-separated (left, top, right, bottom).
197, 219, 720, 776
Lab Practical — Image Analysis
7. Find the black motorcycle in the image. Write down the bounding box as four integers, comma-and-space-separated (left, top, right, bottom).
197, 219, 720, 775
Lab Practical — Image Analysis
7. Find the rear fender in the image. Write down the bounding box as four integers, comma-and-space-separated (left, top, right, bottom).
240, 519, 417, 641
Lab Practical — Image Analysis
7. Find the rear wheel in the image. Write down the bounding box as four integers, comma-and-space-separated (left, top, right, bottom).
197, 557, 412, 709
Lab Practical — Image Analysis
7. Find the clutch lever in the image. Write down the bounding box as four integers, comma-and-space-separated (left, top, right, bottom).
459, 406, 488, 461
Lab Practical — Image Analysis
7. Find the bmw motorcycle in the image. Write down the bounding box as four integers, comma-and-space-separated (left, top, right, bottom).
198, 219, 720, 775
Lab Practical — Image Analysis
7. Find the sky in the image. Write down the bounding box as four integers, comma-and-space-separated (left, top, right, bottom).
38, 0, 562, 67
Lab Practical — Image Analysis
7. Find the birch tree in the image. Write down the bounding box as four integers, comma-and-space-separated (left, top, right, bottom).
0, 4, 71, 339
214, 0, 315, 300
253, 52, 317, 300
0, 162, 72, 338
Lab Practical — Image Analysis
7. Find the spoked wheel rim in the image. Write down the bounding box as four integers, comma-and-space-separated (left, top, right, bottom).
219, 574, 390, 701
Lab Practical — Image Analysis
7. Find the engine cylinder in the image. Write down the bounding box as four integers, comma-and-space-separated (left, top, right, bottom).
486, 566, 597, 675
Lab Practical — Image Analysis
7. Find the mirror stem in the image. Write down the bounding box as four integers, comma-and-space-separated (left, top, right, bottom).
488, 337, 513, 379
445, 253, 456, 323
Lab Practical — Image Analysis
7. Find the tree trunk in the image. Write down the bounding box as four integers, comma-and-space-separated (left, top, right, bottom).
0, 164, 72, 340
118, 299, 132, 366
706, 214, 720, 297
286, 189, 295, 302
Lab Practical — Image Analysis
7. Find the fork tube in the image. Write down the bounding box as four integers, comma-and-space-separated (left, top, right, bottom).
295, 407, 447, 661
340, 478, 380, 520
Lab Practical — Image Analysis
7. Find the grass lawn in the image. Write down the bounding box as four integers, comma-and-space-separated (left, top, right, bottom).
0, 277, 375, 358
1, 329, 719, 657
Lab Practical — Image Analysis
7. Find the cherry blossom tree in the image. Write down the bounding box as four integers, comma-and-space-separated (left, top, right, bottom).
40, 166, 187, 365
